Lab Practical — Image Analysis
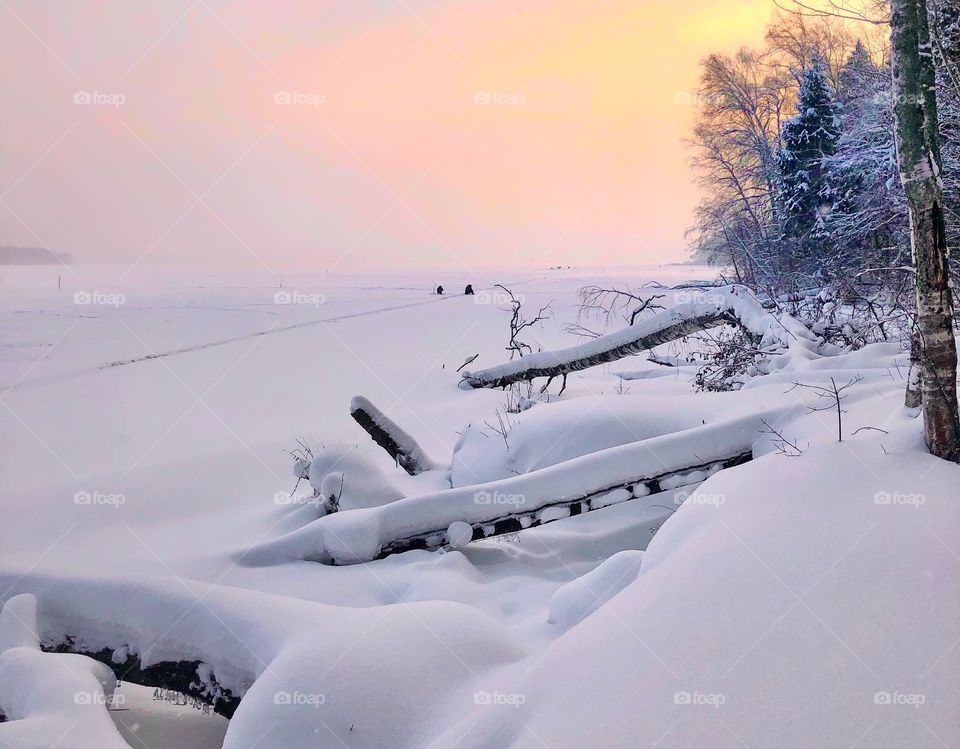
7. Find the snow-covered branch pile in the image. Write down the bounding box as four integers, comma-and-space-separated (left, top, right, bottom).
350, 396, 440, 475
245, 413, 771, 565
461, 286, 799, 389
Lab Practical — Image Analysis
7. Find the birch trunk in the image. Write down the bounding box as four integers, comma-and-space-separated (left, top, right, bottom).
891, 0, 960, 460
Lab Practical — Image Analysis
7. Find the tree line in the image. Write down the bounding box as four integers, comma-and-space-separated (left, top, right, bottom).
688, 0, 960, 460
691, 2, 957, 291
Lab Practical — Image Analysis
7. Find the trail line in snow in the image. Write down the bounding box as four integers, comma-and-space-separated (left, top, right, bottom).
99, 274, 555, 370
1, 275, 556, 393
1, 295, 457, 394
100, 294, 457, 369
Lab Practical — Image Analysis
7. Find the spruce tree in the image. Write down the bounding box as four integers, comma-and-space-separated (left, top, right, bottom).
775, 59, 843, 276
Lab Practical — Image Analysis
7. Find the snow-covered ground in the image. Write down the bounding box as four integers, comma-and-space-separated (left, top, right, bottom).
1, 264, 957, 748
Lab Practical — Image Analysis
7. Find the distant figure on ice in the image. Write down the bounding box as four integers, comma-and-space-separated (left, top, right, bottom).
464, 284, 474, 295
436, 285, 444, 295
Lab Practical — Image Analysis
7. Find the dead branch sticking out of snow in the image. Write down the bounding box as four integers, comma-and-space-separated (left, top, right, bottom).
759, 418, 805, 457
575, 285, 665, 331
350, 396, 438, 475
496, 284, 552, 360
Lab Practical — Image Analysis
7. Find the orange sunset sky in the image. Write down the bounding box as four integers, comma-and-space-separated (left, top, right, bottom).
1, 0, 776, 269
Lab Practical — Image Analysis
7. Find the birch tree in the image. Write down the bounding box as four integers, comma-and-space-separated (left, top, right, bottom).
891, 0, 960, 459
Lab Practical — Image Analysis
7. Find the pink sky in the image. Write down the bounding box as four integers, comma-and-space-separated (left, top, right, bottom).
1, 0, 774, 270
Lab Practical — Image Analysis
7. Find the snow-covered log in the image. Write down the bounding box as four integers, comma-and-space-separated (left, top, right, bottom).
461, 286, 793, 389
244, 413, 770, 566
350, 396, 439, 475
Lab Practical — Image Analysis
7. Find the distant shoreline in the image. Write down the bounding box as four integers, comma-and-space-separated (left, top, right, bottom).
0, 246, 72, 265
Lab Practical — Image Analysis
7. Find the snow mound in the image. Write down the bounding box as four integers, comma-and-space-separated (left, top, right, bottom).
307, 444, 404, 511
0, 594, 127, 749
548, 549, 644, 630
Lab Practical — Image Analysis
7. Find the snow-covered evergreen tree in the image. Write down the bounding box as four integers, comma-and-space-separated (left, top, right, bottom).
774, 59, 843, 276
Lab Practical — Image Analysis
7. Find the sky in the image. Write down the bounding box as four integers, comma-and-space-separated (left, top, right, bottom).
0, 0, 775, 271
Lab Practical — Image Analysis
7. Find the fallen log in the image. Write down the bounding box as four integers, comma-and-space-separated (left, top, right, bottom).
243, 413, 768, 566
376, 450, 751, 559
350, 396, 439, 476
461, 286, 791, 389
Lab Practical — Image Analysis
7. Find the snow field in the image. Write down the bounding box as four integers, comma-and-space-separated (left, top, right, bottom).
1, 265, 953, 748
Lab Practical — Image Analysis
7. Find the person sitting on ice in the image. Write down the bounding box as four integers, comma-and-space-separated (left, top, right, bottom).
436, 285, 444, 295
464, 284, 474, 295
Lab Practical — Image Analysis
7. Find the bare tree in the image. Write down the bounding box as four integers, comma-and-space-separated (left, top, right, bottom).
767, 8, 860, 86
688, 49, 790, 285
787, 375, 864, 441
